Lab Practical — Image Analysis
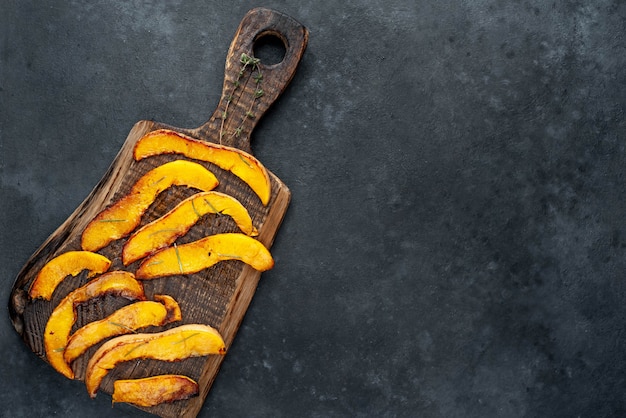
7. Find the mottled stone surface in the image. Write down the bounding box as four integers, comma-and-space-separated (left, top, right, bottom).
1, 1, 625, 417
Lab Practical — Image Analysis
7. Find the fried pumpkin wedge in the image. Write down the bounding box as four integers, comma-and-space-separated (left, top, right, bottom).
81, 160, 219, 252
135, 233, 274, 279
112, 375, 199, 407
29, 251, 111, 300
85, 324, 226, 397
122, 191, 258, 265
44, 271, 145, 379
63, 294, 181, 364
134, 129, 271, 205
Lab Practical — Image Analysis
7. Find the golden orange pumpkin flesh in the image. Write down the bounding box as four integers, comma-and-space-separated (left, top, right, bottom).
133, 129, 271, 205
112, 375, 199, 407
81, 160, 219, 252
85, 324, 226, 397
29, 251, 111, 300
135, 233, 274, 279
122, 191, 258, 265
63, 294, 181, 364
44, 271, 145, 379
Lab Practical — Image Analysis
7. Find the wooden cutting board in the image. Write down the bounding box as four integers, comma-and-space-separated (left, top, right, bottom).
8, 8, 307, 418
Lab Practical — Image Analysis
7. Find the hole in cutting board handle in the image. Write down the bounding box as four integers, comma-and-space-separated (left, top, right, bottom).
253, 32, 287, 66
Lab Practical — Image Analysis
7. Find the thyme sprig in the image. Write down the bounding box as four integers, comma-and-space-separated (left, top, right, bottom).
145, 260, 163, 268
108, 321, 138, 333
203, 198, 224, 215
174, 243, 184, 274
219, 53, 264, 142
191, 199, 202, 218
124, 341, 149, 357
237, 153, 252, 168
216, 252, 243, 260
173, 332, 200, 345
147, 228, 179, 238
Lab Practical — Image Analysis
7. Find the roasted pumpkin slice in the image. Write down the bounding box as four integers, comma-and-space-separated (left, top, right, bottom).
112, 375, 199, 407
153, 293, 183, 322
64, 294, 181, 364
135, 233, 274, 279
44, 271, 145, 379
29, 251, 111, 300
122, 191, 258, 265
81, 160, 219, 252
85, 324, 226, 397
134, 129, 271, 205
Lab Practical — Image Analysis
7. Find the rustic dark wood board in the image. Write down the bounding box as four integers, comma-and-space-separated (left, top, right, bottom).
8, 8, 307, 418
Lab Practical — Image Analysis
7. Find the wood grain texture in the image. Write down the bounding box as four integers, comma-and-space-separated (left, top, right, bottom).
8, 8, 307, 418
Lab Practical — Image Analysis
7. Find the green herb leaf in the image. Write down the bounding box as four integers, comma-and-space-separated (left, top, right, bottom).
203, 198, 223, 215
174, 244, 184, 274
237, 153, 252, 168
191, 199, 202, 218
147, 228, 179, 238
173, 332, 200, 345
108, 321, 137, 333
124, 341, 148, 357
216, 252, 243, 260
150, 176, 167, 187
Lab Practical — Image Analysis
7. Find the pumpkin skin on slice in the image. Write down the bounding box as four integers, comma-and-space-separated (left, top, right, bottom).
81, 160, 219, 252
29, 251, 111, 300
85, 324, 226, 397
44, 271, 145, 379
112, 375, 198, 407
122, 191, 258, 265
133, 129, 271, 205
63, 294, 181, 364
135, 233, 274, 279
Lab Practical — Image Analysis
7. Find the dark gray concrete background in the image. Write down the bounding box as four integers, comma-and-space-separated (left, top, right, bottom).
1, 1, 625, 417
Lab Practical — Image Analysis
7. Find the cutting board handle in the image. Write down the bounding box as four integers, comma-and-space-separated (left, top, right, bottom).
193, 8, 309, 153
